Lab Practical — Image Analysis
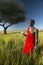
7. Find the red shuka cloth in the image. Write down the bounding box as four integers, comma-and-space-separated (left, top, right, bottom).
23, 28, 35, 55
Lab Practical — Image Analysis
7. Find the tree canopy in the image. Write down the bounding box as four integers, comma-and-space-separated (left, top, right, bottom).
0, 0, 26, 34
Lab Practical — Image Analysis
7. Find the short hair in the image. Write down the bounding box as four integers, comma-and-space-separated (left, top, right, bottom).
30, 19, 35, 25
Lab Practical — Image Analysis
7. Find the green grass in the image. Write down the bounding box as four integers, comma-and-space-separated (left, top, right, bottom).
0, 31, 43, 65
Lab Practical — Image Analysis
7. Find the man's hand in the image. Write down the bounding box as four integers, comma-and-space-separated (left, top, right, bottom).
21, 31, 27, 36
21, 32, 24, 34
34, 45, 37, 51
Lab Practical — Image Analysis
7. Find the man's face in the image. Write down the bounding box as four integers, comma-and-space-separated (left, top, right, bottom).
28, 21, 32, 26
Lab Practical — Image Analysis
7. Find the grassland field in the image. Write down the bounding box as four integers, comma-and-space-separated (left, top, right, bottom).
0, 31, 43, 65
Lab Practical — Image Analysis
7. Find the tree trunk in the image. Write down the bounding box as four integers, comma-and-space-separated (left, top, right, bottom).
0, 23, 12, 34
4, 28, 7, 34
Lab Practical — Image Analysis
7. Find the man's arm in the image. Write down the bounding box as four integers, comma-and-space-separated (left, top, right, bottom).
21, 31, 27, 37
23, 32, 27, 36
34, 29, 38, 51
35, 29, 38, 46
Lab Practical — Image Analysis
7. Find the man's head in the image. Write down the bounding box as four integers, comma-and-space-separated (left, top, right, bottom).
29, 19, 35, 27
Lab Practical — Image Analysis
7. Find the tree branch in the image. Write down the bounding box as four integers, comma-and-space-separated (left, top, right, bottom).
0, 23, 6, 28
3, 22, 6, 26
0, 22, 6, 27
5, 24, 12, 29
0, 24, 3, 26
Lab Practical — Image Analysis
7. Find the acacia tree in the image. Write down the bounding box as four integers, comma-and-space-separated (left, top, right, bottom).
0, 0, 26, 34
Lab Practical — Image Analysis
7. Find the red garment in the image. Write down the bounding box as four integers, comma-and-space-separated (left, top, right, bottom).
23, 28, 35, 55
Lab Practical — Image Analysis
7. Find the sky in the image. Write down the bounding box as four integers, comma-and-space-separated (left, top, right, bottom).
0, 0, 43, 31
